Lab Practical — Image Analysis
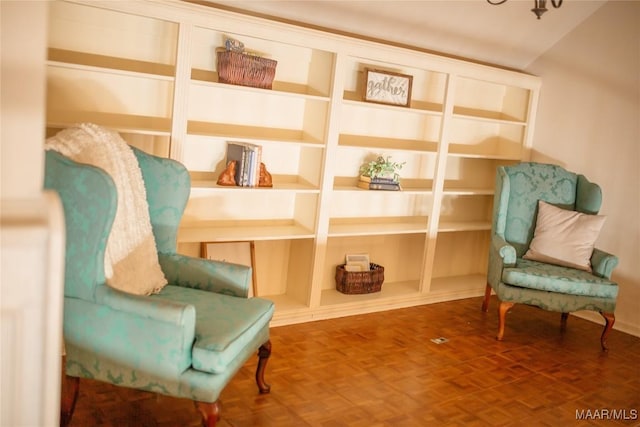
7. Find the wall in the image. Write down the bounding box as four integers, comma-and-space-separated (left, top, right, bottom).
0, 1, 48, 200
526, 1, 640, 336
1, 2, 65, 426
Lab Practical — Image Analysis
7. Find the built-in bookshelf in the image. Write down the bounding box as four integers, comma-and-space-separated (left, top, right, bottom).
46, 0, 540, 326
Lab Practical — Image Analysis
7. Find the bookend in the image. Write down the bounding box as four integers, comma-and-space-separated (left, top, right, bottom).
217, 161, 273, 187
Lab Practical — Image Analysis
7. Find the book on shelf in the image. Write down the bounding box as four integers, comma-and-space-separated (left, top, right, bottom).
357, 175, 401, 191
226, 142, 262, 187
357, 180, 402, 191
359, 175, 399, 184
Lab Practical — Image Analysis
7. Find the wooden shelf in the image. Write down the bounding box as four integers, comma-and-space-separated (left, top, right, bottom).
47, 111, 171, 136
442, 186, 494, 195
319, 280, 421, 308
453, 76, 531, 123
437, 221, 491, 232
342, 93, 443, 115
48, 48, 175, 79
191, 69, 330, 99
187, 121, 324, 146
452, 108, 526, 124
333, 177, 434, 193
447, 144, 523, 160
178, 218, 315, 242
338, 134, 438, 153
190, 172, 318, 192
328, 216, 428, 237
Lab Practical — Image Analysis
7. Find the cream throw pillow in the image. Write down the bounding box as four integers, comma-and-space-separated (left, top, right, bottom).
523, 200, 606, 272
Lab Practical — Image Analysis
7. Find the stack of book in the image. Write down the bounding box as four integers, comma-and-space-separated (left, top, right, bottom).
226, 142, 263, 187
357, 175, 401, 191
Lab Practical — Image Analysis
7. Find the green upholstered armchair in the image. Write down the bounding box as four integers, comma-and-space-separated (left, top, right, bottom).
45, 147, 274, 427
482, 162, 619, 350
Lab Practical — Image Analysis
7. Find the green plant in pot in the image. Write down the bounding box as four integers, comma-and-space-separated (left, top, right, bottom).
359, 156, 405, 183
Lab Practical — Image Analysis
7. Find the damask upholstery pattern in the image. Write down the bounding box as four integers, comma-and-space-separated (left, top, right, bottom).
153, 285, 273, 375
502, 163, 581, 257
158, 253, 251, 298
44, 152, 115, 301
503, 258, 617, 299
484, 162, 619, 349
45, 147, 274, 408
132, 147, 190, 254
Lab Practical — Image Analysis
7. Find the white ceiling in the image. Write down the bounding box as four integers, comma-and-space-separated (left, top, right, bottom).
204, 0, 607, 70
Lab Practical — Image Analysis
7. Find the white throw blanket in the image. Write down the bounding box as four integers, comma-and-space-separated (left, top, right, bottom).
45, 123, 167, 295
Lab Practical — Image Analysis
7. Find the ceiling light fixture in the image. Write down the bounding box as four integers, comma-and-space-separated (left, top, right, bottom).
487, 0, 563, 20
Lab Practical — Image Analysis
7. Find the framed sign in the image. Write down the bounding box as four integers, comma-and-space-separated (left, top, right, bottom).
363, 68, 413, 107
201, 241, 257, 297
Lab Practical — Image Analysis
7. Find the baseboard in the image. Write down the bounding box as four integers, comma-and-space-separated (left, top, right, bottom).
572, 311, 640, 338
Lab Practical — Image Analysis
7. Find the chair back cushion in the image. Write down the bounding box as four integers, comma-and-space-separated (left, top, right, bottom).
45, 151, 116, 300
498, 162, 601, 258
132, 147, 191, 254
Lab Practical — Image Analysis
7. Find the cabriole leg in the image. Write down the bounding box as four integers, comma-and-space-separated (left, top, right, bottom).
600, 312, 615, 351
560, 312, 569, 332
256, 340, 272, 394
497, 301, 515, 341
195, 401, 220, 427
481, 283, 492, 312
60, 375, 79, 427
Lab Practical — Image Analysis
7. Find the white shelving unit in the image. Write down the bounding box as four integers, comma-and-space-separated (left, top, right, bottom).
46, 1, 177, 156
46, 0, 540, 326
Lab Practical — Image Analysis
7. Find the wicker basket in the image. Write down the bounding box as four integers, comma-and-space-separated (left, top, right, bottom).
216, 50, 277, 89
335, 263, 384, 294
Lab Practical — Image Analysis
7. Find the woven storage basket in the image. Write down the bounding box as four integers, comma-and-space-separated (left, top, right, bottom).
335, 263, 384, 294
216, 50, 277, 89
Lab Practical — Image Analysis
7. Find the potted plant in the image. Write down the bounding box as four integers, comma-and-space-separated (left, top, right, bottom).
359, 156, 405, 183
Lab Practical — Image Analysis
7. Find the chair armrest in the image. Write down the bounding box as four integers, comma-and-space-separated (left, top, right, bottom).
66, 286, 196, 376
158, 253, 251, 298
591, 248, 619, 279
491, 235, 517, 266
96, 285, 196, 327
487, 235, 517, 287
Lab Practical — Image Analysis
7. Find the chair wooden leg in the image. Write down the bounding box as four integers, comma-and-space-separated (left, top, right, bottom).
600, 312, 615, 351
560, 312, 569, 332
60, 375, 79, 427
256, 340, 272, 394
497, 301, 515, 341
195, 401, 220, 427
481, 283, 492, 312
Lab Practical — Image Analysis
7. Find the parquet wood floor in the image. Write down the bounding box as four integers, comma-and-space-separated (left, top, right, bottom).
64, 296, 640, 427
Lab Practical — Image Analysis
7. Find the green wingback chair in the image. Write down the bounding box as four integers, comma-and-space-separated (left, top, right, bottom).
45, 147, 274, 427
482, 162, 619, 350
